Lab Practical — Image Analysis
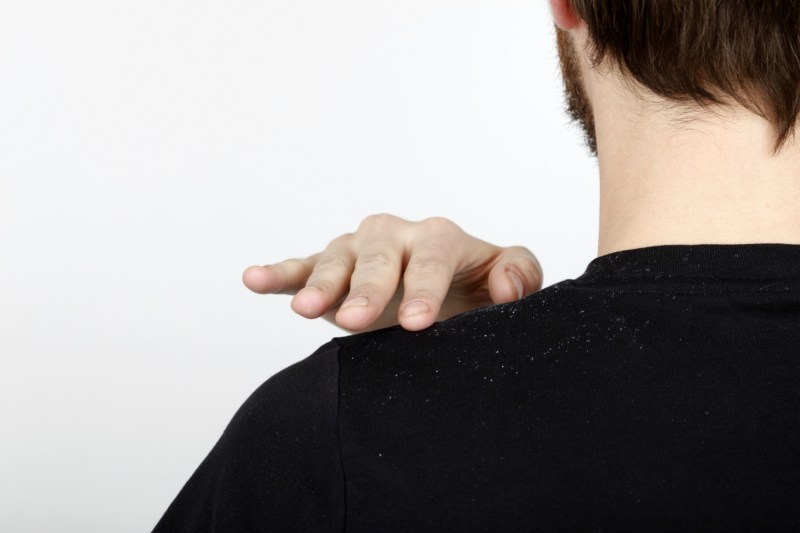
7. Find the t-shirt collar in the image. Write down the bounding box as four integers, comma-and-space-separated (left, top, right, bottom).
574, 243, 800, 286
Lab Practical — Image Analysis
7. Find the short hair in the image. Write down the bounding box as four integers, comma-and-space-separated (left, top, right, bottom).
571, 0, 800, 154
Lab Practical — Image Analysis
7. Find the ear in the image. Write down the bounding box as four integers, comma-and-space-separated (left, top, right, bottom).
549, 0, 580, 30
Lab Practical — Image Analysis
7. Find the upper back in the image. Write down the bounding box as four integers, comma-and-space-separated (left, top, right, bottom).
334, 243, 800, 531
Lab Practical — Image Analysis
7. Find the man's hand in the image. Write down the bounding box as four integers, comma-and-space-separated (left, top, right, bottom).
242, 214, 543, 333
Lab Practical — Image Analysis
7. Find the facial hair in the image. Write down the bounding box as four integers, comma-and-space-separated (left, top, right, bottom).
556, 27, 598, 156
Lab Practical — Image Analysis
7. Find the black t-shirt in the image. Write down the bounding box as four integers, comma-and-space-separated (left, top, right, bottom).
153, 244, 800, 532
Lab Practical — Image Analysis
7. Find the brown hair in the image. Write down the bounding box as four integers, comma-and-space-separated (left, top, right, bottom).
570, 0, 800, 153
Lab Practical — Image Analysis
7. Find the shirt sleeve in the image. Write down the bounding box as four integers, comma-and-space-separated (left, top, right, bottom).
152, 340, 345, 532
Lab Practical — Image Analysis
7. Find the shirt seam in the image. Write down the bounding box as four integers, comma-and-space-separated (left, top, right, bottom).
332, 338, 348, 532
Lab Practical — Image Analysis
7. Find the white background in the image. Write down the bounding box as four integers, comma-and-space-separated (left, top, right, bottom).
1, 1, 598, 531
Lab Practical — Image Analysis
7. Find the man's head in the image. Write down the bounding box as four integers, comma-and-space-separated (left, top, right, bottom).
551, 0, 800, 156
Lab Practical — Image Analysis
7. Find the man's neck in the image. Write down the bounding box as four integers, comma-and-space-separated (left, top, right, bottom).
592, 81, 800, 258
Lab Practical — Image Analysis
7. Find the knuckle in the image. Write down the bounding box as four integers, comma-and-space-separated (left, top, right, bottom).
308, 278, 337, 294
276, 257, 302, 268
304, 252, 323, 264
356, 250, 395, 269
422, 216, 459, 235
359, 213, 396, 232
266, 258, 305, 277
315, 253, 351, 273
273, 258, 306, 276
329, 232, 355, 247
405, 255, 447, 275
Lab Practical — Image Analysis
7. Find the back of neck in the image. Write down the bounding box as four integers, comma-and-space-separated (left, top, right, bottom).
594, 88, 800, 257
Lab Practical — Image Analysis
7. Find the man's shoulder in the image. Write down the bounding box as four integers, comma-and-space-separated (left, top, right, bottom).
331, 279, 587, 372
251, 339, 341, 400
217, 340, 341, 451
153, 343, 346, 531
246, 278, 590, 413
232, 340, 341, 432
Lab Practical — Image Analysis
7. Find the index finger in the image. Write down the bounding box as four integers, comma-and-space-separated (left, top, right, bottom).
242, 254, 319, 295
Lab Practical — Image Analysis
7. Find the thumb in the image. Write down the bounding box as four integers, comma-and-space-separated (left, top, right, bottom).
486, 247, 544, 304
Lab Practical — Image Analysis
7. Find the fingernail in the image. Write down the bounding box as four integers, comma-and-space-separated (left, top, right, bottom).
507, 270, 524, 299
341, 295, 369, 310
400, 300, 430, 317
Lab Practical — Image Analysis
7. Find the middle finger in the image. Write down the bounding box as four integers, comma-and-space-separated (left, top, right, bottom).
335, 236, 405, 330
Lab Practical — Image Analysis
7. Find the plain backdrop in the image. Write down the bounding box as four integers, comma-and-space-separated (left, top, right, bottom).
0, 1, 599, 531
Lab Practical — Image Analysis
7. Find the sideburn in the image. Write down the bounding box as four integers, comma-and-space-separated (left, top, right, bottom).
556, 27, 598, 156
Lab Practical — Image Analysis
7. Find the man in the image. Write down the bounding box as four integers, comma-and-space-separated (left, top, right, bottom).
154, 1, 800, 530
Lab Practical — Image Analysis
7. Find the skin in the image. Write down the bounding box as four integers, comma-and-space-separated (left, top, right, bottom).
245, 0, 800, 333
243, 214, 543, 333
548, 0, 800, 257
